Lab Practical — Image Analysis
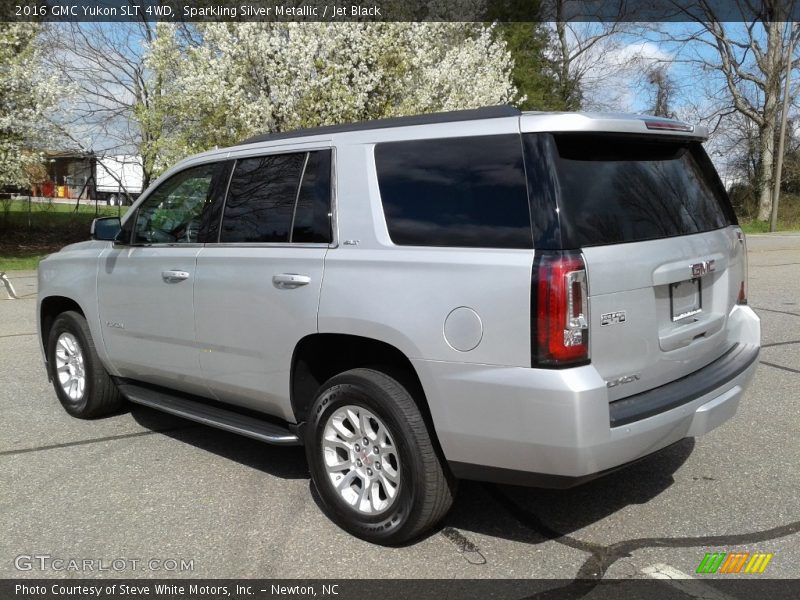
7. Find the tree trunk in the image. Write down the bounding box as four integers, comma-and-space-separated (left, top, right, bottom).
756, 17, 785, 222
555, 15, 571, 109
757, 119, 776, 221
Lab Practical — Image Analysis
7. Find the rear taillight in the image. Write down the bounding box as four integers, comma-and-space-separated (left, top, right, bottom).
736, 229, 748, 305
532, 251, 590, 368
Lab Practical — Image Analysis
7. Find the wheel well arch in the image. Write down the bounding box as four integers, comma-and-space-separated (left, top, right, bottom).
291, 333, 432, 427
40, 296, 85, 351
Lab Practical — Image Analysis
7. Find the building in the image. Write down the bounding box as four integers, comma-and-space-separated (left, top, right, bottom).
32, 151, 143, 204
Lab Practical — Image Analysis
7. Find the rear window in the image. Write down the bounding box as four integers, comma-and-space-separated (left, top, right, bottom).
219, 150, 332, 244
221, 153, 305, 243
374, 135, 532, 248
541, 134, 736, 247
292, 149, 332, 243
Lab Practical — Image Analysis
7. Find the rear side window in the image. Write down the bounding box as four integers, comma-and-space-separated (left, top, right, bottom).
220, 153, 306, 243
292, 149, 332, 243
375, 135, 532, 248
219, 150, 332, 244
540, 134, 736, 247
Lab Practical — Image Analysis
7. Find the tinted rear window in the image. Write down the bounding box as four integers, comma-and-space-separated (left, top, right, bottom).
221, 153, 305, 243
292, 149, 332, 243
543, 134, 736, 247
219, 150, 331, 244
374, 135, 532, 248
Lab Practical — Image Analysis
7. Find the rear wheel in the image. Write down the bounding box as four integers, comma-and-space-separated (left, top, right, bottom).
305, 368, 455, 544
47, 311, 123, 418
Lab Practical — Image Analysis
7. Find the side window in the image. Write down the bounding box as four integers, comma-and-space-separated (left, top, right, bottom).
220, 150, 332, 244
292, 149, 332, 243
374, 135, 532, 249
220, 153, 306, 243
133, 162, 230, 244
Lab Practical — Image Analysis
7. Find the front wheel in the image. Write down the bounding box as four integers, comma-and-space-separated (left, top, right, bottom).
46, 311, 124, 418
305, 368, 455, 544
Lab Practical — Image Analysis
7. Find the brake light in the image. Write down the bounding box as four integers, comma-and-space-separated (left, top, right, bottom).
644, 119, 694, 132
736, 230, 748, 305
532, 251, 590, 368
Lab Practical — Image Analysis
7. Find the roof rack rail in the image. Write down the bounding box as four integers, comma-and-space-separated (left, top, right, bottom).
241, 105, 521, 145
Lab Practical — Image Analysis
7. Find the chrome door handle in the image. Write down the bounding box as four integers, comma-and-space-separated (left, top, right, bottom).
272, 273, 311, 289
162, 270, 190, 283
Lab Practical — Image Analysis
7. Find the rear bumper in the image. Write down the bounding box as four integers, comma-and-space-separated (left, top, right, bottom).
413, 305, 760, 487
448, 440, 687, 489
608, 342, 759, 427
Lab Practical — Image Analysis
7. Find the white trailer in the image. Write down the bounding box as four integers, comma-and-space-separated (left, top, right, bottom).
96, 155, 144, 205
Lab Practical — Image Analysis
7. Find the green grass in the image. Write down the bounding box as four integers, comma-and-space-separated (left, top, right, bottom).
1, 199, 123, 225
0, 198, 130, 271
0, 254, 48, 271
739, 219, 800, 234
737, 193, 800, 234
739, 221, 771, 234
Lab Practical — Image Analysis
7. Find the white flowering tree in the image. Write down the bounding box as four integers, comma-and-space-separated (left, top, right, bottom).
148, 23, 519, 171
0, 23, 59, 189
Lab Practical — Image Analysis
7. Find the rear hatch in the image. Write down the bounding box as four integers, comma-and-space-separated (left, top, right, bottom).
524, 131, 746, 401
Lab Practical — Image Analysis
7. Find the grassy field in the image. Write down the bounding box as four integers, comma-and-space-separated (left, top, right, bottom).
0, 199, 129, 272
0, 253, 50, 271
737, 192, 800, 234
740, 219, 800, 234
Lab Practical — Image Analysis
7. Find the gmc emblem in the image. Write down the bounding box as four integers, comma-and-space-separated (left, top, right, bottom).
691, 259, 716, 278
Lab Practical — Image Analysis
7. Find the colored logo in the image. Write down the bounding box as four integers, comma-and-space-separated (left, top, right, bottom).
696, 552, 773, 574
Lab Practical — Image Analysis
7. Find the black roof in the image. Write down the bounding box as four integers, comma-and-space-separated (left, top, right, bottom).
241, 105, 521, 145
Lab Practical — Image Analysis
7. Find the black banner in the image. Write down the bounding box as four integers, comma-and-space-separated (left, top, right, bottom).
3, 0, 800, 23
4, 579, 800, 600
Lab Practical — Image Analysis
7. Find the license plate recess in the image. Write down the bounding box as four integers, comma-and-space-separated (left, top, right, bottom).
670, 278, 701, 321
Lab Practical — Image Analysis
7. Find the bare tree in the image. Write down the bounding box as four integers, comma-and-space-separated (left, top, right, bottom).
716, 112, 764, 218
781, 118, 800, 194
546, 0, 637, 110
647, 65, 675, 117
648, 3, 800, 221
42, 21, 177, 189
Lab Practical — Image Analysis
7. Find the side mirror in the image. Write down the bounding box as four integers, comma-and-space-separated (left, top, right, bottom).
91, 216, 121, 241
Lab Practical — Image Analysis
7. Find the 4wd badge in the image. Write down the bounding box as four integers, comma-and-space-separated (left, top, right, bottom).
601, 311, 627, 326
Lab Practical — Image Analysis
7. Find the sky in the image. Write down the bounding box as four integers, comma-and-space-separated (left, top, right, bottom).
565, 21, 799, 182
56, 20, 800, 183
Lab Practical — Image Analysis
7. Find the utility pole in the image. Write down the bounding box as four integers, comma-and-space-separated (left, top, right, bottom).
770, 22, 796, 233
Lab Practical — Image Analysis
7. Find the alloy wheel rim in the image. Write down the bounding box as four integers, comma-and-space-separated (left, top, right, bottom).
54, 332, 86, 401
322, 405, 401, 515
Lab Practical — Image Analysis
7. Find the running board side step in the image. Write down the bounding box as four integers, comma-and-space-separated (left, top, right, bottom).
118, 383, 301, 446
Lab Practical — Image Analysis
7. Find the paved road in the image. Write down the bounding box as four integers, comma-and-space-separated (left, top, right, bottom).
1, 235, 798, 591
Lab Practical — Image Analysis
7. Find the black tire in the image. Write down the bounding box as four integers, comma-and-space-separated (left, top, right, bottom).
46, 310, 123, 418
305, 368, 456, 544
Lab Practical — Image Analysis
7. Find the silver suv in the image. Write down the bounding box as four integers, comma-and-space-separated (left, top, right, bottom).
37, 106, 760, 544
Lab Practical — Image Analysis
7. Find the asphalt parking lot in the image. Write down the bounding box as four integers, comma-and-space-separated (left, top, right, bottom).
1, 234, 798, 593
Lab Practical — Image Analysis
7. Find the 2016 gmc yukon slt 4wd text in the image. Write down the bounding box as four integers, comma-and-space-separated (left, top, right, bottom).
37, 106, 760, 544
